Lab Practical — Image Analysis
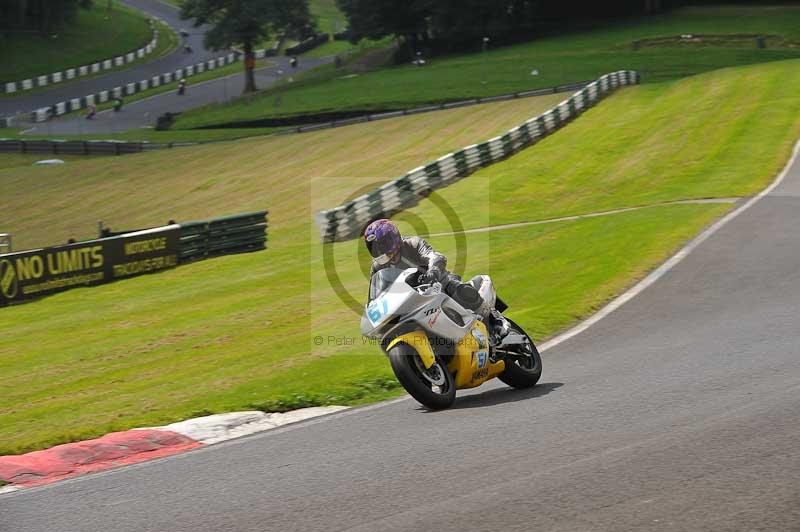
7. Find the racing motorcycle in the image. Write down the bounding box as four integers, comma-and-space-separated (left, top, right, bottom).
361, 267, 542, 409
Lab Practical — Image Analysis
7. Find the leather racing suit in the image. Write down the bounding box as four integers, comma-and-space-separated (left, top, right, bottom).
370, 236, 488, 317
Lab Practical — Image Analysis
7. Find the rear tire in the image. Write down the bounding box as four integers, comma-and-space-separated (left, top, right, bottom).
497, 318, 542, 389
388, 342, 456, 410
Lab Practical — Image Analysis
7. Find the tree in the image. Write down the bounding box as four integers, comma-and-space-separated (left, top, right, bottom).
181, 0, 313, 94
336, 0, 432, 50
644, 0, 662, 14
0, 0, 92, 36
430, 0, 538, 50
335, 0, 677, 57
336, 0, 539, 55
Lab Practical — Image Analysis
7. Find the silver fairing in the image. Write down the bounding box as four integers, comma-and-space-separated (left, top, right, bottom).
361, 268, 489, 341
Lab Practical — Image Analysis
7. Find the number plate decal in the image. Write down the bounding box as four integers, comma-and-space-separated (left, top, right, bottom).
367, 298, 389, 325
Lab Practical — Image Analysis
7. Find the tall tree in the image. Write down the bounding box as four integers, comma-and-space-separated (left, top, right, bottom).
431, 0, 538, 50
0, 0, 92, 36
337, 0, 540, 54
644, 0, 662, 14
336, 0, 679, 56
181, 0, 313, 93
336, 0, 433, 51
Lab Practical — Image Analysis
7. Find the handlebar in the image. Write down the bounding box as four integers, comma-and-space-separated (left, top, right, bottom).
417, 281, 442, 295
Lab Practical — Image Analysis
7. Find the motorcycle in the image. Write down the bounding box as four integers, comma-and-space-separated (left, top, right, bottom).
361, 267, 542, 409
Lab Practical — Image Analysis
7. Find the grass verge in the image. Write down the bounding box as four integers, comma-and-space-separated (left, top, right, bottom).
3, 92, 567, 249
0, 1, 156, 85
0, 17, 179, 100
3, 60, 800, 454
174, 5, 800, 129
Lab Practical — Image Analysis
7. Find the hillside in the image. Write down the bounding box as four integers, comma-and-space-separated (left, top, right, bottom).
3, 59, 800, 454
174, 5, 800, 129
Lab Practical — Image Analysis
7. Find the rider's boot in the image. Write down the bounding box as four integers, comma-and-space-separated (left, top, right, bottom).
488, 310, 511, 361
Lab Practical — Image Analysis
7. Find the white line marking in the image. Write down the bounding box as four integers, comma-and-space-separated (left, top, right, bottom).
540, 140, 800, 352
423, 198, 742, 238
0, 485, 21, 495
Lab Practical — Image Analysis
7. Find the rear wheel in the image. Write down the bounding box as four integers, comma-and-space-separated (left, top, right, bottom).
497, 318, 542, 389
388, 342, 456, 410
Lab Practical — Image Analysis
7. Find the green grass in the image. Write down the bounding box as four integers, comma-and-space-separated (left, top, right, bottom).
0, 2, 155, 84
0, 17, 179, 99
311, 0, 348, 35
303, 0, 356, 58
174, 5, 800, 129
0, 205, 727, 455
407, 63, 800, 233
3, 59, 800, 455
303, 39, 357, 58
3, 94, 567, 250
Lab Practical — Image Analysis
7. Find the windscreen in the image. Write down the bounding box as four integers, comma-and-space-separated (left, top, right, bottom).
368, 268, 404, 301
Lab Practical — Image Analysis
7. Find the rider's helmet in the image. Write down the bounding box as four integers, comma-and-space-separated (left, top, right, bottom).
364, 219, 402, 266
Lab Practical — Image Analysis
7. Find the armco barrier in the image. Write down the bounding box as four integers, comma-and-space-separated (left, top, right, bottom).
0, 139, 191, 155
178, 211, 268, 261
0, 211, 268, 307
3, 19, 161, 95
314, 70, 640, 243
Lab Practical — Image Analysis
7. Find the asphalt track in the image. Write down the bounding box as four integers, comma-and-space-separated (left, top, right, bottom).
0, 0, 218, 118
3, 147, 800, 529
23, 55, 329, 135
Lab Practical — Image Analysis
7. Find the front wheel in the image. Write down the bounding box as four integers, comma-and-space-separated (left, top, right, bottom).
497, 318, 542, 389
388, 342, 456, 410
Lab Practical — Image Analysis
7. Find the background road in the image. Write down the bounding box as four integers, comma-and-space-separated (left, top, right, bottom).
2, 150, 799, 529
0, 0, 218, 117
24, 55, 330, 135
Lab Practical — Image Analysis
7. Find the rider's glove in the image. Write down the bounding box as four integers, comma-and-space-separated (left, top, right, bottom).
423, 267, 444, 284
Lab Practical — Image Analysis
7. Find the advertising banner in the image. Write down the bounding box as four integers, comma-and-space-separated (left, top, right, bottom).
0, 225, 179, 306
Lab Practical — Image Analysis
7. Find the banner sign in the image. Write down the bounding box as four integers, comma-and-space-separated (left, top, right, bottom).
0, 225, 179, 306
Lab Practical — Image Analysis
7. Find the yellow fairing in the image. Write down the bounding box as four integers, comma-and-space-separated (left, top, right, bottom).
448, 320, 505, 389
386, 331, 435, 369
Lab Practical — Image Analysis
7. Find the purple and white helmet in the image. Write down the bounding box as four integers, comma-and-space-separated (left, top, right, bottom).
364, 219, 402, 266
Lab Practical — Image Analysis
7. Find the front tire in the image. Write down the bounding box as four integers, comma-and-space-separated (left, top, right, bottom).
497, 318, 542, 389
388, 342, 456, 410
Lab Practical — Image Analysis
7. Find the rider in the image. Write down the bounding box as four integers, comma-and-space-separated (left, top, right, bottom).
364, 218, 509, 342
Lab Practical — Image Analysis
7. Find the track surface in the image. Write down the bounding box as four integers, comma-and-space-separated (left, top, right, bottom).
0, 0, 217, 117
23, 55, 329, 135
3, 152, 800, 529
